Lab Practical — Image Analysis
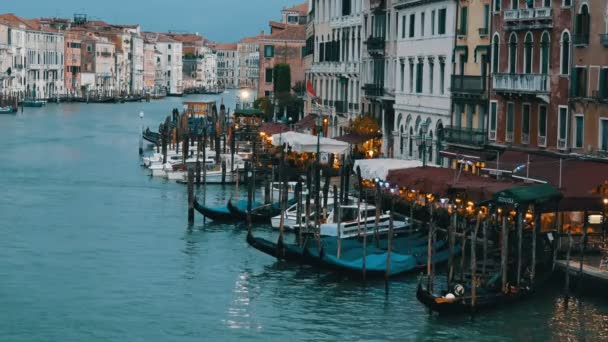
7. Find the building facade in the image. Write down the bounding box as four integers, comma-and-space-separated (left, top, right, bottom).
306, 0, 364, 137
489, 0, 571, 153
569, 0, 608, 156
213, 43, 238, 88
64, 30, 82, 96
237, 35, 262, 89
392, 0, 456, 164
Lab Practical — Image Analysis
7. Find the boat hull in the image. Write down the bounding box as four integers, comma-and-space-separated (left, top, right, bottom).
193, 199, 236, 222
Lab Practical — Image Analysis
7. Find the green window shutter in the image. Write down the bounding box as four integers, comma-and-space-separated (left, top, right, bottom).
570, 67, 578, 96
492, 40, 499, 73
438, 9, 446, 34
559, 107, 568, 139
454, 104, 462, 127
410, 14, 415, 37
266, 68, 273, 83
575, 116, 584, 148
599, 69, 608, 98
461, 7, 468, 35
541, 43, 549, 74
601, 120, 608, 150
484, 5, 490, 29
402, 15, 406, 38
507, 103, 514, 133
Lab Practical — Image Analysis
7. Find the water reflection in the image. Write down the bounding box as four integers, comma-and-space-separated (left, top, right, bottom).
551, 296, 608, 341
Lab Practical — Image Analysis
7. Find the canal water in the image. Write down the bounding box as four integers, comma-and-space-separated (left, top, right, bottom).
1, 93, 607, 341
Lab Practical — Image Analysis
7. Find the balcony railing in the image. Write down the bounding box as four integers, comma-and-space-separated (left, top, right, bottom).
538, 135, 547, 147
505, 8, 552, 23
443, 126, 487, 146
478, 28, 489, 36
521, 132, 530, 145
557, 139, 567, 150
489, 131, 497, 141
451, 75, 486, 95
366, 37, 385, 52
601, 34, 608, 48
534, 7, 552, 19
573, 34, 590, 47
520, 9, 534, 20
363, 83, 384, 97
492, 73, 549, 94
506, 132, 514, 143
504, 10, 519, 21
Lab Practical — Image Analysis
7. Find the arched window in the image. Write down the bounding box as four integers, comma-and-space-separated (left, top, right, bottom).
408, 127, 413, 157
400, 126, 404, 155
492, 34, 500, 74
540, 31, 550, 74
575, 4, 590, 45
508, 33, 517, 74
561, 31, 570, 75
524, 32, 533, 74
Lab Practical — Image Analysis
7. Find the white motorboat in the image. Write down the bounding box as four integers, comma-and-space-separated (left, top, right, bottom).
270, 196, 335, 231
320, 203, 410, 239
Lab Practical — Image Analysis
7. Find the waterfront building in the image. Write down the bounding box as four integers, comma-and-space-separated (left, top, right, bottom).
258, 25, 307, 100
305, 0, 364, 137
212, 43, 238, 88
0, 21, 14, 96
81, 33, 116, 95
569, 0, 608, 156
143, 39, 155, 93
281, 3, 309, 24
361, 0, 398, 156
489, 0, 571, 154
144, 33, 183, 96
441, 0, 492, 168
237, 34, 263, 89
168, 33, 210, 91
64, 30, 82, 96
201, 51, 218, 91
392, 0, 456, 164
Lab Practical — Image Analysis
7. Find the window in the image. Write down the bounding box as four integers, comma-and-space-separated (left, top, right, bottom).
416, 60, 423, 93
600, 119, 608, 151
558, 106, 569, 146
421, 12, 425, 37
429, 61, 434, 94
563, 0, 571, 7
265, 68, 273, 83
540, 32, 550, 74
264, 45, 275, 58
483, 5, 490, 33
168, 44, 171, 49
400, 62, 405, 91
439, 60, 445, 94
431, 10, 435, 35
409, 13, 415, 38
572, 67, 587, 97
409, 61, 414, 92
561, 31, 570, 75
599, 68, 608, 99
492, 34, 500, 73
544, 0, 551, 7
522, 103, 530, 142
509, 33, 517, 74
490, 101, 498, 137
438, 9, 446, 34
511, 0, 518, 10
168, 55, 171, 62
288, 15, 299, 24
494, 0, 501, 12
574, 115, 584, 148
507, 102, 514, 140
524, 33, 533, 74
574, 5, 590, 45
402, 15, 406, 38
459, 7, 468, 35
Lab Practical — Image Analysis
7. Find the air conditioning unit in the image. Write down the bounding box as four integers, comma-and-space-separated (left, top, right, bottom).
558, 139, 567, 150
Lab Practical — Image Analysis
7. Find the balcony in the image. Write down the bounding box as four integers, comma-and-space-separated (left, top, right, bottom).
451, 75, 486, 97
601, 34, 608, 48
521, 133, 530, 145
363, 83, 384, 97
504, 8, 553, 30
573, 34, 589, 47
365, 37, 385, 54
492, 73, 549, 94
478, 28, 489, 36
538, 136, 547, 147
330, 14, 362, 29
506, 132, 514, 143
443, 126, 487, 147
557, 138, 567, 150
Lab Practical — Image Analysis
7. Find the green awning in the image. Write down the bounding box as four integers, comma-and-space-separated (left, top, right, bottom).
492, 184, 562, 206
234, 108, 265, 117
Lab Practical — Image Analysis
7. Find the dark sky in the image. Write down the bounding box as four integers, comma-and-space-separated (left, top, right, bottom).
3, 0, 304, 42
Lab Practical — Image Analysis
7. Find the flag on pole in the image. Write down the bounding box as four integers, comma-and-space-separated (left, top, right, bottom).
306, 80, 321, 106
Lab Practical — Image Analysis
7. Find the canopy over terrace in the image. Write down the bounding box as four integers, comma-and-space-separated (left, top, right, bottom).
386, 166, 521, 203
270, 131, 349, 154
184, 101, 215, 116
258, 122, 290, 136
484, 150, 608, 210
354, 159, 422, 181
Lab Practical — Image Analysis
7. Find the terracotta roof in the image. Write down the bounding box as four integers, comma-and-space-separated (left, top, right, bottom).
239, 34, 264, 44
262, 25, 306, 41
283, 3, 308, 15
167, 33, 206, 44
210, 42, 237, 50
0, 13, 36, 30
269, 21, 287, 31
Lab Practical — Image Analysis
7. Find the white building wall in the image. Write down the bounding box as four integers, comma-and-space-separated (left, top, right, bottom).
393, 0, 455, 163
25, 30, 64, 99
131, 35, 144, 94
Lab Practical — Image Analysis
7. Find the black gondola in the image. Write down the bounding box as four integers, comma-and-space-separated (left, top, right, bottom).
227, 198, 290, 224
246, 232, 306, 261
142, 128, 161, 145
193, 198, 236, 222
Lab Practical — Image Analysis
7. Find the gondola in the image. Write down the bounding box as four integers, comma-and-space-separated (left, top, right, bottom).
246, 232, 306, 262
193, 198, 235, 222
416, 278, 536, 315
227, 198, 295, 224
142, 129, 161, 145
0, 106, 17, 114
22, 100, 46, 107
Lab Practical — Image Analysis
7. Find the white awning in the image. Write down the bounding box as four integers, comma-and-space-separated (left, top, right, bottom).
271, 131, 349, 154
353, 158, 423, 181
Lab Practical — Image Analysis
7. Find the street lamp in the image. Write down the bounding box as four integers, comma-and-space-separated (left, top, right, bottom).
414, 121, 434, 167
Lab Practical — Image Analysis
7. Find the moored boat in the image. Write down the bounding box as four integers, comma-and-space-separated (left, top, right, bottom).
193, 198, 235, 222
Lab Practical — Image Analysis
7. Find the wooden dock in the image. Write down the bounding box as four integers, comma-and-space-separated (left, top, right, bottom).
555, 259, 608, 283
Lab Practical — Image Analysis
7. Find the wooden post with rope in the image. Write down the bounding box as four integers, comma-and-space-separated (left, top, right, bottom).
385, 195, 395, 294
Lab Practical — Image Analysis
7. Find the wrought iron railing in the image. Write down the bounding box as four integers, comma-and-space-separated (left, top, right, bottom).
443, 126, 487, 146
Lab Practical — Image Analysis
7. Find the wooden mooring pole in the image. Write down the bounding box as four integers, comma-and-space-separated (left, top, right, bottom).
471, 213, 481, 310
385, 196, 395, 294
187, 167, 194, 226
501, 216, 509, 293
